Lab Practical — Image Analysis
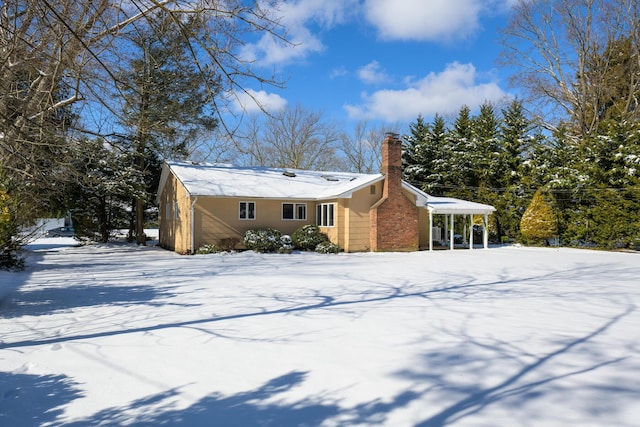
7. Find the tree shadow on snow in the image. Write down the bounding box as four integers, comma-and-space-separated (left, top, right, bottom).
62, 371, 420, 426
0, 283, 194, 319
0, 371, 83, 426
398, 306, 637, 427
0, 261, 631, 350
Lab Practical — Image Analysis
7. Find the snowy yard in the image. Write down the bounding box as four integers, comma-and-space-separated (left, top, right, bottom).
1, 240, 639, 426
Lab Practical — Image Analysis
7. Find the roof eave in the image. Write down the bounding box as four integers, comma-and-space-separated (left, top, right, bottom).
330, 174, 386, 199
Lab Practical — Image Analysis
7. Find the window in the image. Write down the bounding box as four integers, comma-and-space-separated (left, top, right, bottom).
316, 203, 335, 227
239, 201, 256, 220
370, 185, 376, 195
173, 202, 180, 220
282, 203, 307, 220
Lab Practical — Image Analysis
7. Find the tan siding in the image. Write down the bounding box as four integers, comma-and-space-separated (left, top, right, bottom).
345, 182, 383, 252
417, 203, 430, 249
194, 198, 315, 249
158, 174, 191, 253
175, 181, 192, 254
316, 182, 383, 252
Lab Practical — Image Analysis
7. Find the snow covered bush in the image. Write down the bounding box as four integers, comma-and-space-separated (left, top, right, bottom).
243, 228, 285, 253
315, 241, 340, 254
197, 244, 226, 254
279, 235, 294, 254
292, 224, 328, 250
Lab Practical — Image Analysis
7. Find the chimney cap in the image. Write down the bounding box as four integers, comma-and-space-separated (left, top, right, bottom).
384, 132, 400, 140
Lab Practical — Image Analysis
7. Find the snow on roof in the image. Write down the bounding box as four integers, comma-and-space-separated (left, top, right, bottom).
401, 181, 496, 214
426, 195, 496, 214
159, 161, 496, 214
162, 161, 385, 200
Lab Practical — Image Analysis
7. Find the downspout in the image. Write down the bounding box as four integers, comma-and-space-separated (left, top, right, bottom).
190, 196, 198, 254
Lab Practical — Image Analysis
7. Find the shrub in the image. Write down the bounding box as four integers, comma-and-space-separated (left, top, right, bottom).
243, 228, 284, 253
1, 242, 24, 270
279, 235, 294, 254
520, 188, 558, 245
196, 244, 222, 254
315, 241, 340, 254
292, 224, 328, 250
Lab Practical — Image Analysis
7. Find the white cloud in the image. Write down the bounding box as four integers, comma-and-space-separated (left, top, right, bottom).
363, 0, 483, 41
232, 89, 288, 113
240, 0, 358, 66
357, 61, 389, 84
344, 62, 510, 122
329, 66, 349, 79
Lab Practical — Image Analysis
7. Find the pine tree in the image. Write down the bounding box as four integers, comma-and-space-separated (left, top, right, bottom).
402, 115, 431, 188
118, 11, 220, 244
520, 188, 558, 244
425, 114, 448, 195
473, 102, 501, 188
64, 138, 142, 242
578, 120, 640, 248
494, 100, 535, 239
441, 105, 476, 199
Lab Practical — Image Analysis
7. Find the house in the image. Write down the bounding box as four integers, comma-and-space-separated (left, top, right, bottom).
156, 133, 496, 253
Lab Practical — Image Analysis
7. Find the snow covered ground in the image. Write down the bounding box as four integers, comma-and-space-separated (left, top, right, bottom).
1, 240, 639, 426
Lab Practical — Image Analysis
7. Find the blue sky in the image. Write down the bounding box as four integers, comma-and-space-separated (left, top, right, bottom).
230, 0, 520, 129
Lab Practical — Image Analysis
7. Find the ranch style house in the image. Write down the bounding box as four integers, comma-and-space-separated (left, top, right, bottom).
156, 133, 495, 253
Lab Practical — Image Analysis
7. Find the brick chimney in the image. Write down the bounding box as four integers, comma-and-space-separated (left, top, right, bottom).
369, 133, 419, 251
381, 132, 403, 197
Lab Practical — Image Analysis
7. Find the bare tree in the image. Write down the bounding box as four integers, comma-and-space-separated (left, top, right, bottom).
500, 0, 640, 137
0, 0, 289, 257
340, 121, 386, 173
236, 104, 343, 171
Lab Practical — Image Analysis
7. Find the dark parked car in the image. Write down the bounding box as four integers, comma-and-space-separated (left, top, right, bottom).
45, 226, 75, 237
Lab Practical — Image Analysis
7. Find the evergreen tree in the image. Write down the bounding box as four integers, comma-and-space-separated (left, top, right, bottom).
473, 102, 501, 188
425, 114, 448, 195
494, 100, 535, 239
118, 11, 220, 244
576, 121, 640, 248
402, 115, 431, 188
471, 103, 503, 235
440, 105, 476, 199
520, 188, 558, 244
64, 138, 142, 242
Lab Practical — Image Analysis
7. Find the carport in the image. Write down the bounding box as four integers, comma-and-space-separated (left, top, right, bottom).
426, 196, 496, 251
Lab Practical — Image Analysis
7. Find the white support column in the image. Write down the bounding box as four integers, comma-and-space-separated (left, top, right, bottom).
450, 214, 455, 250
444, 214, 449, 246
463, 215, 468, 245
483, 213, 489, 249
429, 210, 433, 251
469, 214, 474, 250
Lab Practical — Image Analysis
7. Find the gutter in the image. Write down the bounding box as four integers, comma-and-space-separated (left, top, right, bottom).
190, 196, 198, 254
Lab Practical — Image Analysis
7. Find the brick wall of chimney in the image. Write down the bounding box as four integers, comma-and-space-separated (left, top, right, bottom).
370, 133, 419, 251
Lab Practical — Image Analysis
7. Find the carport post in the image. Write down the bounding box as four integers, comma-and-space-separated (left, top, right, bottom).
469, 214, 474, 250
450, 214, 455, 250
484, 213, 489, 249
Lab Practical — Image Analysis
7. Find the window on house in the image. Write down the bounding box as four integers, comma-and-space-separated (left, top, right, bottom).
173, 202, 180, 220
370, 185, 376, 195
282, 203, 307, 220
166, 203, 171, 220
316, 203, 335, 227
239, 201, 256, 220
